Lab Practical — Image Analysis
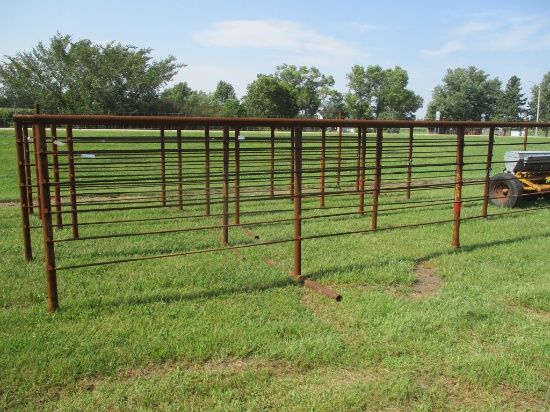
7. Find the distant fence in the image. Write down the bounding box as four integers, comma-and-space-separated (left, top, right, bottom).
13, 115, 550, 311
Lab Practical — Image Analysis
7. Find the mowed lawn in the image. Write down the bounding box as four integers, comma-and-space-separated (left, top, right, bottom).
0, 127, 549, 411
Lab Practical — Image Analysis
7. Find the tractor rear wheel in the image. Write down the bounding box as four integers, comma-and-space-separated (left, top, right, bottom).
489, 173, 523, 207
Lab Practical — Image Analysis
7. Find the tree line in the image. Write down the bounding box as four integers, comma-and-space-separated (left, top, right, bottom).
1, 34, 548, 126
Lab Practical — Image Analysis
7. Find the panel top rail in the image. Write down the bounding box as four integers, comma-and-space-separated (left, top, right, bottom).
12, 114, 550, 129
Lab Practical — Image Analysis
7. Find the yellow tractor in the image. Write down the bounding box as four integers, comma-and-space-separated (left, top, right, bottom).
489, 151, 550, 207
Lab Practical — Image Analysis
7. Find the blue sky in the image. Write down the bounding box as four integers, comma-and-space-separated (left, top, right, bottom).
1, 0, 549, 118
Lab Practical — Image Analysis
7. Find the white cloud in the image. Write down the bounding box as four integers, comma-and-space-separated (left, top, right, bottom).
422, 10, 550, 58
484, 13, 550, 51
350, 22, 380, 33
455, 21, 492, 37
535, 33, 550, 49
422, 40, 464, 57
194, 20, 361, 60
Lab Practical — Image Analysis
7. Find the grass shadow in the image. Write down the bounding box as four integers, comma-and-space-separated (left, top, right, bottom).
64, 277, 296, 313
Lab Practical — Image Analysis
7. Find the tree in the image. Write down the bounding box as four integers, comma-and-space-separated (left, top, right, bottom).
426, 66, 502, 121
529, 72, 550, 136
179, 91, 220, 117
218, 97, 245, 117
274, 64, 335, 117
377, 67, 424, 120
158, 81, 192, 113
343, 65, 370, 119
344, 65, 423, 120
213, 80, 244, 117
243, 75, 299, 118
213, 81, 237, 105
159, 81, 243, 117
319, 90, 345, 119
0, 33, 183, 113
495, 76, 527, 122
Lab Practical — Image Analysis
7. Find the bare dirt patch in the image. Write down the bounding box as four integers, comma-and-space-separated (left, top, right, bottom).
411, 263, 444, 299
507, 304, 550, 322
0, 201, 19, 209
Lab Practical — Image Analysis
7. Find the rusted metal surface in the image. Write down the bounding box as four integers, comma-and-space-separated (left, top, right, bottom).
234, 127, 241, 225
371, 127, 383, 230
177, 128, 183, 210
482, 127, 495, 218
320, 127, 326, 208
452, 127, 465, 248
222, 126, 230, 245
265, 259, 342, 301
22, 125, 34, 215
66, 125, 79, 239
12, 113, 550, 311
14, 121, 33, 261
293, 126, 303, 282
406, 127, 414, 200
35, 122, 59, 311
50, 125, 63, 229
358, 127, 367, 215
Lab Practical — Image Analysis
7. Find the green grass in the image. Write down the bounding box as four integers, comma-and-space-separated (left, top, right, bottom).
1, 127, 549, 411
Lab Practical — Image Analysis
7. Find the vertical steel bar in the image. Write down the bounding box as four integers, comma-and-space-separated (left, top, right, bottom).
359, 128, 366, 215
35, 122, 59, 312
22, 125, 34, 215
205, 126, 211, 216
355, 128, 361, 191
452, 127, 465, 248
177, 127, 183, 210
160, 127, 166, 206
406, 127, 414, 200
15, 121, 33, 261
371, 127, 383, 230
234, 127, 240, 225
290, 127, 295, 201
32, 123, 42, 219
481, 127, 495, 218
270, 126, 275, 199
65, 124, 79, 239
50, 125, 63, 229
523, 124, 528, 150
320, 127, 326, 208
293, 125, 303, 279
337, 111, 342, 187
222, 126, 230, 244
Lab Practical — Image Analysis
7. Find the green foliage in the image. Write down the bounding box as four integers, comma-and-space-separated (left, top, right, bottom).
178, 90, 219, 116
0, 107, 34, 127
426, 66, 502, 121
214, 81, 244, 117
213, 80, 237, 105
528, 71, 550, 136
494, 75, 527, 122
158, 81, 244, 117
274, 64, 335, 117
0, 33, 183, 114
344, 65, 373, 119
158, 82, 192, 113
319, 89, 345, 118
243, 75, 299, 118
344, 65, 423, 120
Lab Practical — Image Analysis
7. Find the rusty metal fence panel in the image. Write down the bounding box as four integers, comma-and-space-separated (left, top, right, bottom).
13, 115, 550, 311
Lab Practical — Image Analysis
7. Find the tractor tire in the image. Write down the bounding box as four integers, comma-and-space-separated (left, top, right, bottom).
488, 173, 523, 208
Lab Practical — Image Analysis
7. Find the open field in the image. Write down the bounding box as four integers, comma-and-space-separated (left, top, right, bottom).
1, 127, 549, 411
